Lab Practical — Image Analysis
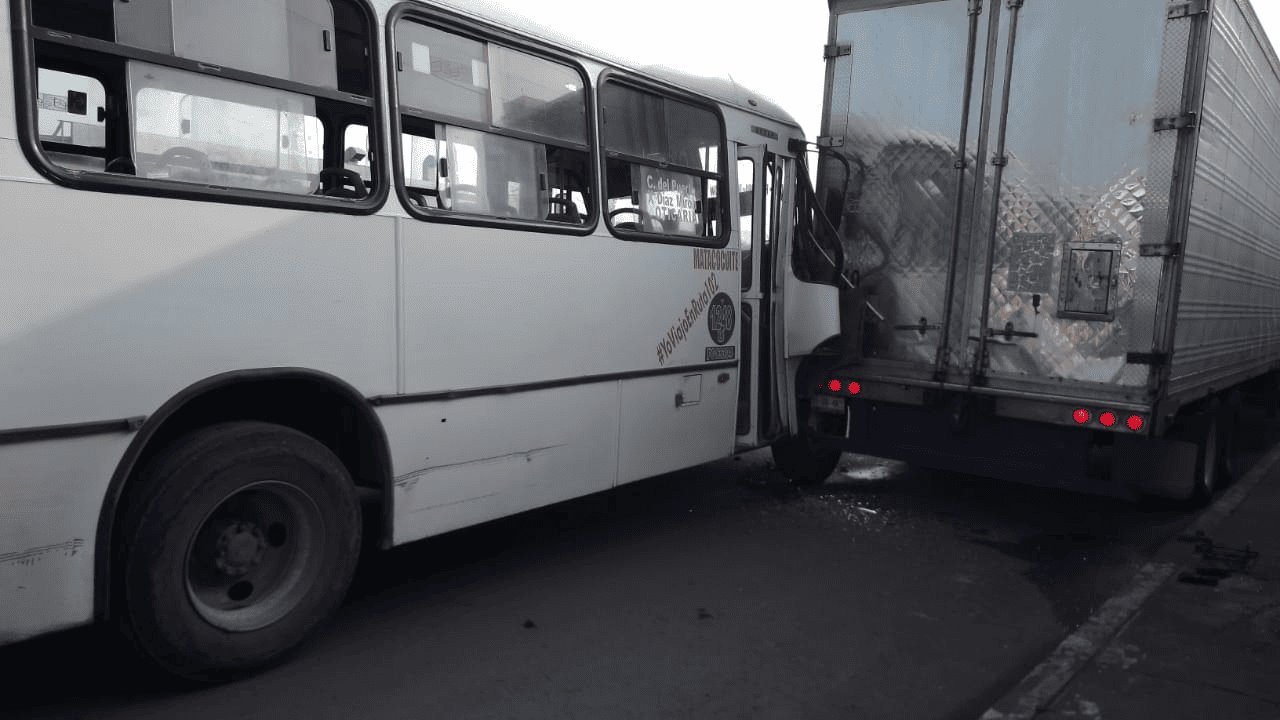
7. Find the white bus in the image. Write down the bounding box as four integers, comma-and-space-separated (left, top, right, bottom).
0, 0, 844, 678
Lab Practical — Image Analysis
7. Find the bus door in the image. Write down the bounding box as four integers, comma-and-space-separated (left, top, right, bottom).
735, 145, 789, 450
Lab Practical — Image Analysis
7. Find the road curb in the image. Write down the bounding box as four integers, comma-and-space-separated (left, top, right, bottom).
978, 439, 1280, 720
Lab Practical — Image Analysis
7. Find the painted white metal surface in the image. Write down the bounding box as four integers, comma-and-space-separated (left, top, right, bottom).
785, 276, 841, 361
0, 184, 399, 430
382, 384, 621, 544
0, 435, 131, 644
397, 227, 733, 391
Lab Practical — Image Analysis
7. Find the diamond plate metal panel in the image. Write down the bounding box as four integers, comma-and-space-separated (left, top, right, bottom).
972, 0, 1168, 388
980, 164, 1147, 384
1007, 233, 1055, 293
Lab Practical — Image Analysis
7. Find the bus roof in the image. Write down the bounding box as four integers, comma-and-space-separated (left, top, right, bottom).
383, 0, 804, 132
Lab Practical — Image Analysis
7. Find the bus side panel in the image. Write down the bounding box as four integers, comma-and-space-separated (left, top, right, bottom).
382, 383, 620, 545
0, 435, 132, 644
0, 183, 397, 430
397, 218, 742, 518
0, 179, 396, 643
616, 369, 739, 485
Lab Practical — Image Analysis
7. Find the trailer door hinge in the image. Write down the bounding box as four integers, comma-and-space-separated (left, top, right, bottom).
1154, 112, 1198, 132
1127, 351, 1170, 367
968, 0, 983, 16
1140, 242, 1182, 257
817, 135, 845, 149
1168, 0, 1209, 19
824, 44, 851, 60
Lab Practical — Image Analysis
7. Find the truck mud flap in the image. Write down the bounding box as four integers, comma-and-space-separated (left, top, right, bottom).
1112, 433, 1197, 500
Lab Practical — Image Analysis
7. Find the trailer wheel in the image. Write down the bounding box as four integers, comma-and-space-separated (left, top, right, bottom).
1190, 413, 1231, 506
117, 422, 361, 681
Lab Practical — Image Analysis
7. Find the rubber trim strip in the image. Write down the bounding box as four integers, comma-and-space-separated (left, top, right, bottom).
367, 361, 740, 406
0, 416, 146, 446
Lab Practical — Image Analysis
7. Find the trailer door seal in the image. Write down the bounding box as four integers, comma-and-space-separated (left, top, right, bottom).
1127, 352, 1170, 367
1168, 0, 1209, 20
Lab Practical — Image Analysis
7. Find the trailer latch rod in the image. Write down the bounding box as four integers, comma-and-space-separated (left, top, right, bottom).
987, 323, 1037, 341
1153, 112, 1198, 132
893, 317, 940, 335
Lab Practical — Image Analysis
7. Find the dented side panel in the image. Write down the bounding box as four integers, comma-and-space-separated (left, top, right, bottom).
0, 435, 130, 644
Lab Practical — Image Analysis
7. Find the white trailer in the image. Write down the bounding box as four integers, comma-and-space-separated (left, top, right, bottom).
802, 0, 1280, 501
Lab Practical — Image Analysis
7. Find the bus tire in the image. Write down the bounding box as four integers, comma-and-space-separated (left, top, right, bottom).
771, 433, 842, 487
117, 421, 361, 682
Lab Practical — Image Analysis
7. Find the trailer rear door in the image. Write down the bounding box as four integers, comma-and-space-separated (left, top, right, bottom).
961, 0, 1169, 397
822, 0, 993, 383
822, 0, 1178, 400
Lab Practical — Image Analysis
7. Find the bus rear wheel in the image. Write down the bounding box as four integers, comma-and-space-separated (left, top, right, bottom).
117, 421, 361, 682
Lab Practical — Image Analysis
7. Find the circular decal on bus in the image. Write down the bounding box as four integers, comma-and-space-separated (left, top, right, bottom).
707, 293, 735, 346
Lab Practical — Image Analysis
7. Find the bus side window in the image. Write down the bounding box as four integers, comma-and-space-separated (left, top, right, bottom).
391, 16, 593, 226
738, 158, 755, 290
22, 0, 382, 207
35, 68, 108, 172
132, 66, 325, 194
401, 130, 440, 207
599, 81, 726, 244
344, 124, 371, 183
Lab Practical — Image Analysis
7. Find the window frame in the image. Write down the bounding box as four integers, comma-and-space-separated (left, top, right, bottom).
10, 0, 388, 215
385, 2, 599, 236
597, 70, 731, 249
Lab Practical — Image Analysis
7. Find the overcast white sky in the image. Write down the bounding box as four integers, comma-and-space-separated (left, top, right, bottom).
492, 0, 1280, 142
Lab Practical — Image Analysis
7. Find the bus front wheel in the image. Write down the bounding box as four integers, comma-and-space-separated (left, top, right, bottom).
117, 421, 362, 681
770, 432, 842, 487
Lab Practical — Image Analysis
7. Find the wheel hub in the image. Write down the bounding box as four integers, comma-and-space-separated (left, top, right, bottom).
214, 522, 267, 577
185, 480, 327, 633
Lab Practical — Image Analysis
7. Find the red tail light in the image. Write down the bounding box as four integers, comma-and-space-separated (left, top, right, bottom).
848, 381, 862, 396
1072, 409, 1091, 425
827, 379, 842, 393
1099, 411, 1117, 428
1127, 415, 1145, 431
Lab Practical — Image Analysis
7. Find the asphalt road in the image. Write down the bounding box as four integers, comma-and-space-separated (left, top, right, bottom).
4, 412, 1276, 720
